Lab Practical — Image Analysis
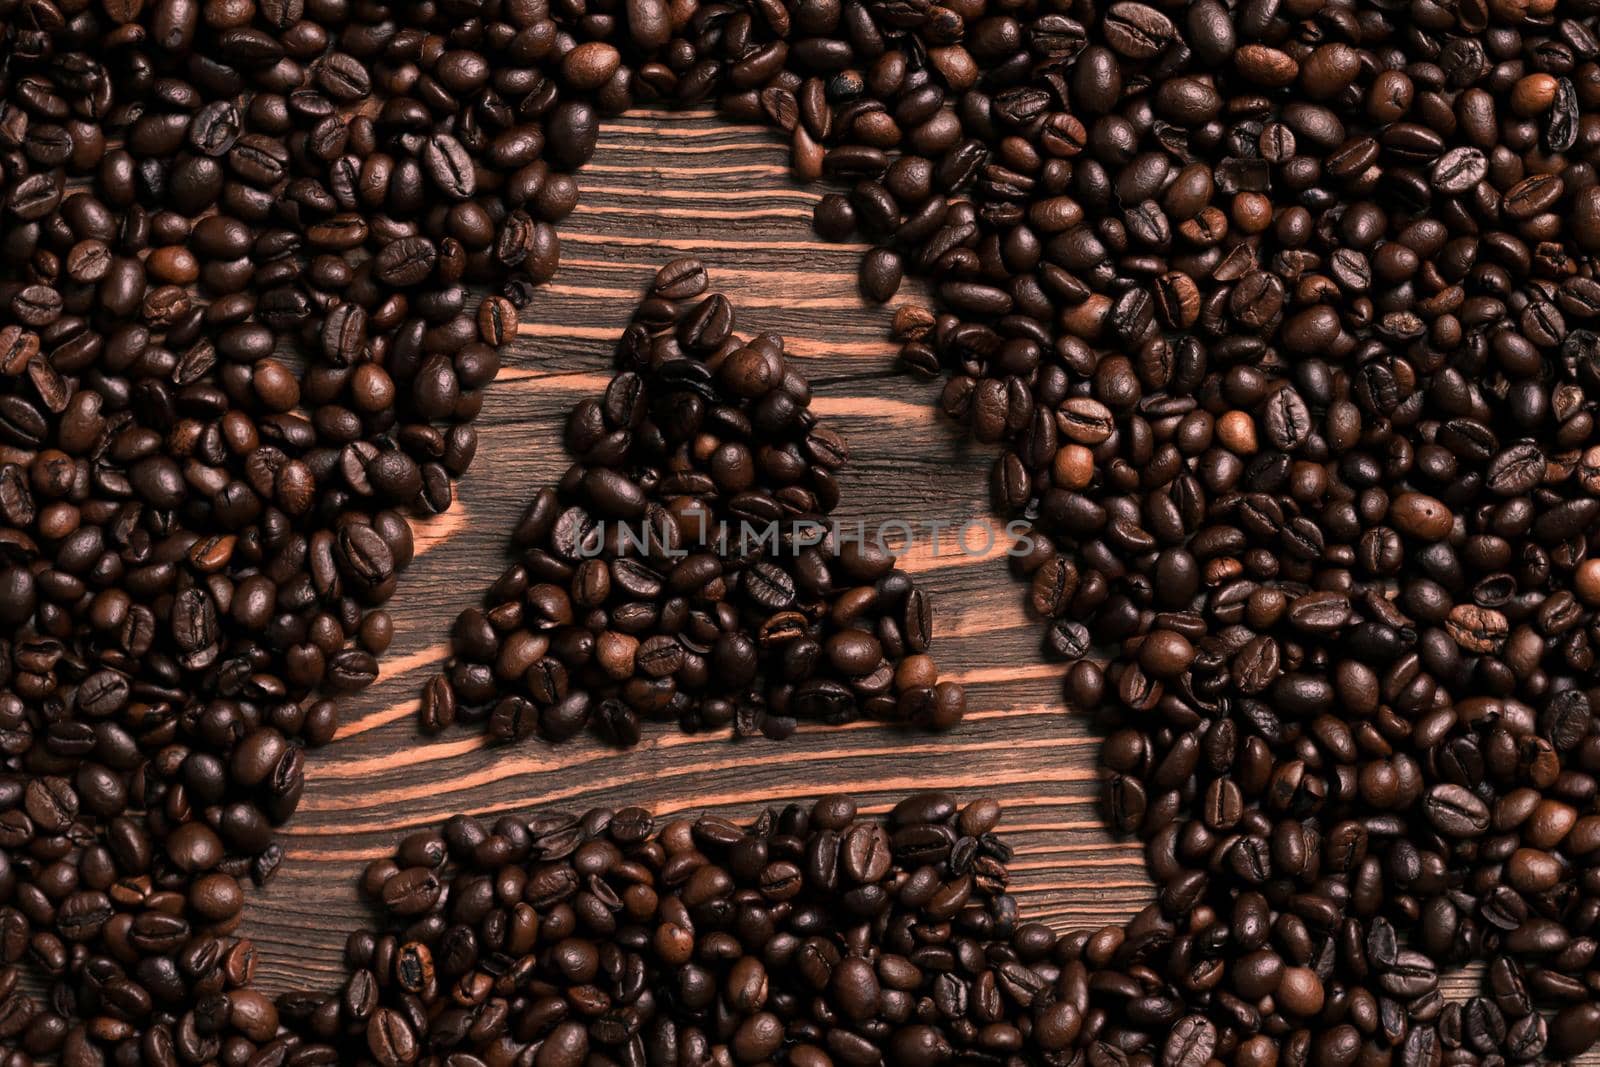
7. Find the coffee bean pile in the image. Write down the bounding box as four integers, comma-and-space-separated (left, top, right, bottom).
454, 0, 1600, 1057
8, 0, 1600, 1058
642, 0, 1600, 1054
0, 0, 649, 1039
1, 0, 539, 1054
423, 263, 966, 745
181, 793, 1094, 1067
820, 4, 1600, 1064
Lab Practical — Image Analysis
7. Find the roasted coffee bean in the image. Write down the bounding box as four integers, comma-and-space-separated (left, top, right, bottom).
859, 248, 903, 303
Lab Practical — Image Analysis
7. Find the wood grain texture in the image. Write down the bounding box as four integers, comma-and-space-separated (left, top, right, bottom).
243, 109, 1524, 1018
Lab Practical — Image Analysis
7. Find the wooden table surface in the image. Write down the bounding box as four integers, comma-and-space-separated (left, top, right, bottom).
243, 108, 1151, 993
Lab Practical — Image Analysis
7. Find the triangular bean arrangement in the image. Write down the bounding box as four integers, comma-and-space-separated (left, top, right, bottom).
421, 262, 968, 747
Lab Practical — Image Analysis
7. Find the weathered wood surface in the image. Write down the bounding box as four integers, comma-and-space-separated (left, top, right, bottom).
244, 107, 1150, 992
